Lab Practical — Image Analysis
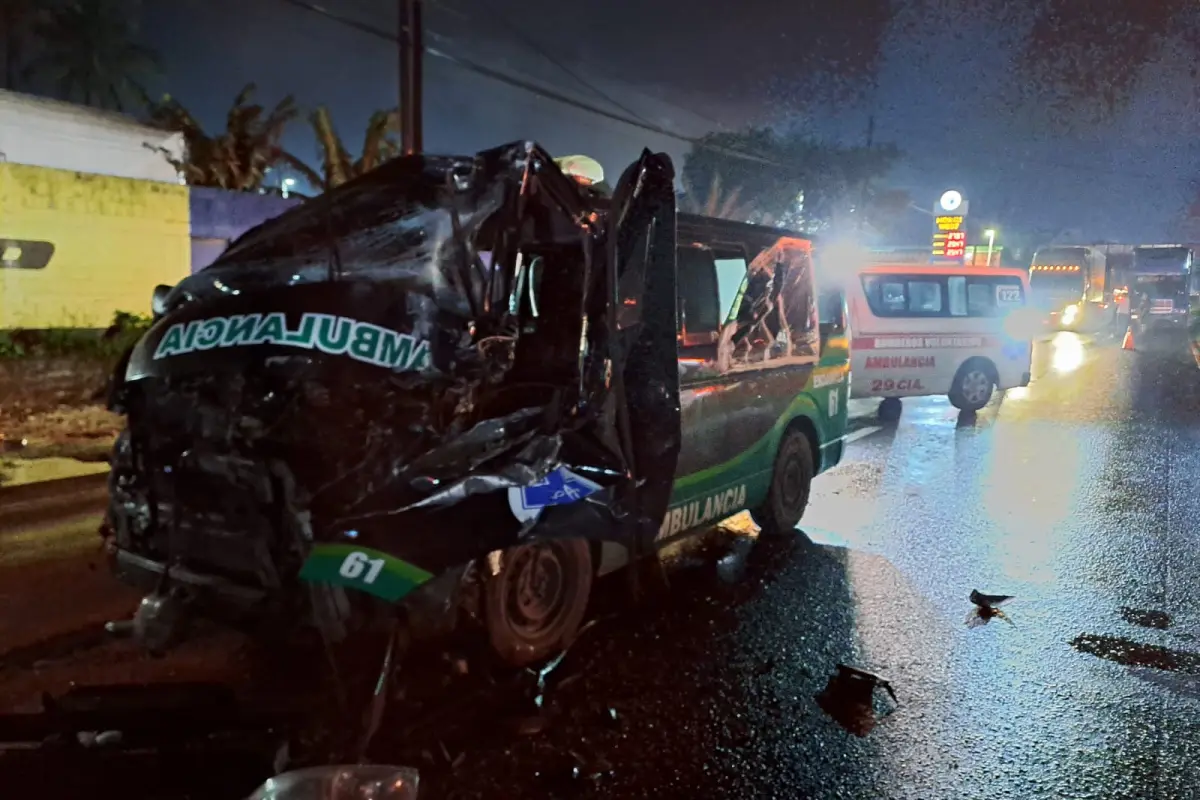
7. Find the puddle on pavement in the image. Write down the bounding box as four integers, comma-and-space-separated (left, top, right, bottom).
1070, 634, 1200, 674
1120, 607, 1172, 630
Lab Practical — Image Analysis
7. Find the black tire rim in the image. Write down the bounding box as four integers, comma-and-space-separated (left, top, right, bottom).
505, 543, 567, 637
778, 449, 808, 512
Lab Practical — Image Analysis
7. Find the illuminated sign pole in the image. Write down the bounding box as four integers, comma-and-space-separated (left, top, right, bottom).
932, 190, 969, 263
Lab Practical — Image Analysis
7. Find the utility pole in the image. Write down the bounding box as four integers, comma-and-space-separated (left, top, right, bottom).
399, 0, 424, 155
857, 114, 875, 235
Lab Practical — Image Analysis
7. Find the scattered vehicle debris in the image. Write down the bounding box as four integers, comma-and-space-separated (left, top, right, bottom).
814, 663, 898, 737
967, 588, 1015, 627
248, 764, 420, 800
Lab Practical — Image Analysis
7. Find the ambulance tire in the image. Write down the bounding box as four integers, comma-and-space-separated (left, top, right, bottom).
752, 427, 815, 538
949, 358, 996, 412
878, 397, 902, 423
483, 539, 593, 668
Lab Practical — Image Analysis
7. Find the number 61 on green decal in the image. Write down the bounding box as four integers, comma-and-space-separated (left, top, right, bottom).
299, 543, 434, 603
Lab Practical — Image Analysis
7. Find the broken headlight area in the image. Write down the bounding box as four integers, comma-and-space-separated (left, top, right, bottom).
104, 141, 682, 647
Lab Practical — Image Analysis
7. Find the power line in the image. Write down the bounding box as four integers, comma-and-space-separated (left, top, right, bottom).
469, 0, 656, 129
277, 0, 1171, 194
460, 0, 732, 134
272, 0, 785, 168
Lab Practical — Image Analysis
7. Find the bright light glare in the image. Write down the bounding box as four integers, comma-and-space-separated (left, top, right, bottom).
818, 240, 867, 276
1060, 303, 1079, 326
1051, 332, 1085, 373
984, 228, 995, 238
1002, 307, 1044, 340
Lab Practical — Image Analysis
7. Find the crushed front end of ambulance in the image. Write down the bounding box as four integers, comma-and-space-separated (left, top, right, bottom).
101, 141, 681, 653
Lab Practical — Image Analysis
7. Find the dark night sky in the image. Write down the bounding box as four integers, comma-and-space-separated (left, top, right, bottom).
139, 0, 1200, 246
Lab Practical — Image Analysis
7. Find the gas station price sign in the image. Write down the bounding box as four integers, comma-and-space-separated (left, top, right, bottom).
931, 190, 968, 262
933, 227, 966, 259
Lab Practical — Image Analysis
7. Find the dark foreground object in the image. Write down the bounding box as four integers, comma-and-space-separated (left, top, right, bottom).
0, 683, 285, 799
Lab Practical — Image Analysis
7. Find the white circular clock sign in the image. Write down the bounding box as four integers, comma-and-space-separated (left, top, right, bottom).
939, 190, 963, 212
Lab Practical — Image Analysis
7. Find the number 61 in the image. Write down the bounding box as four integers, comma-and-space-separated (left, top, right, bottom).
339, 551, 386, 584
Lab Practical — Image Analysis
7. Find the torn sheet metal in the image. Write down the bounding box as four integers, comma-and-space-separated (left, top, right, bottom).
106, 142, 681, 616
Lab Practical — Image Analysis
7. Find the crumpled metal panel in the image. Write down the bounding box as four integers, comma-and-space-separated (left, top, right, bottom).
109, 141, 681, 580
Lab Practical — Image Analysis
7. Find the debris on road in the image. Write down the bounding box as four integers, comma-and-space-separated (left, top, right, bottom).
967, 588, 1015, 628
815, 663, 898, 737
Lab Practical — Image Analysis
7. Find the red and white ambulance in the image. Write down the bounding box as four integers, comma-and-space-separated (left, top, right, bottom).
846, 263, 1036, 420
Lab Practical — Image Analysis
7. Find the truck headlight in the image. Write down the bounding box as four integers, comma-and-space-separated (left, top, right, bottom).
1061, 304, 1079, 326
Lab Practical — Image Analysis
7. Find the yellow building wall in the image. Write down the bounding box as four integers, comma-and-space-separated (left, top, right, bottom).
0, 163, 189, 329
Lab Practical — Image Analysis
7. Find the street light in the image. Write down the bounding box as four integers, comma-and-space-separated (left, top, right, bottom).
983, 228, 996, 267
282, 177, 295, 199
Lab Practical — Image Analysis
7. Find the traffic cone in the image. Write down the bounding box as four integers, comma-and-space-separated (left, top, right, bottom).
1122, 325, 1135, 351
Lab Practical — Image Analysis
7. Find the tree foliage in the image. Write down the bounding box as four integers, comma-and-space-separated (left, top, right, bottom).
0, 0, 34, 91
680, 128, 908, 237
24, 0, 160, 111
284, 106, 402, 191
147, 84, 298, 192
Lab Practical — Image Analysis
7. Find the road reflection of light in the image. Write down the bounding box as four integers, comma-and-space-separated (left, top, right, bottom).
1051, 332, 1085, 374
982, 424, 1080, 585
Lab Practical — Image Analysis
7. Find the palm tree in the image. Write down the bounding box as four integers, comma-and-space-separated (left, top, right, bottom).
25, 0, 160, 111
284, 106, 401, 192
679, 172, 753, 221
147, 84, 299, 192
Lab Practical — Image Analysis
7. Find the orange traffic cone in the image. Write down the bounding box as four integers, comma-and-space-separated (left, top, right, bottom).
1122, 325, 1135, 351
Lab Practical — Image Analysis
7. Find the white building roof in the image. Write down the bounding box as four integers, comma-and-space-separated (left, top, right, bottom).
0, 89, 185, 184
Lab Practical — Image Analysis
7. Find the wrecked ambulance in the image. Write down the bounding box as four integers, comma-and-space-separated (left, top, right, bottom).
100, 141, 851, 667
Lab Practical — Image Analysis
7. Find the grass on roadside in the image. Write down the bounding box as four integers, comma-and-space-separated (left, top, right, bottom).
0, 312, 152, 363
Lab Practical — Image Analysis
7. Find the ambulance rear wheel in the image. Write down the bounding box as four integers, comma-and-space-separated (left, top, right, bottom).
878, 397, 902, 423
752, 428, 814, 537
949, 358, 996, 411
484, 539, 592, 668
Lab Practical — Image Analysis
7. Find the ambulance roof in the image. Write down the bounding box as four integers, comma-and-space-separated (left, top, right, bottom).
861, 263, 1029, 280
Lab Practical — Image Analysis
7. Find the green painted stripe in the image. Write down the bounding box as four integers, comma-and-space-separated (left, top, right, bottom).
300, 543, 434, 604
674, 377, 836, 491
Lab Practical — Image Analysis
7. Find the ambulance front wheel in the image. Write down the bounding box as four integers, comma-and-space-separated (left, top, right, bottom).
483, 539, 593, 668
878, 397, 902, 423
949, 358, 997, 412
752, 427, 815, 537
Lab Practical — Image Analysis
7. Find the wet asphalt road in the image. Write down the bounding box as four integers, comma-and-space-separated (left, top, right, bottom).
414, 327, 1200, 800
